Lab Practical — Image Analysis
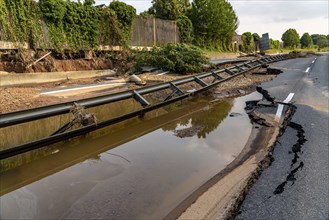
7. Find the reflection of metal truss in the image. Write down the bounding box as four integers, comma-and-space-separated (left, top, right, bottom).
0, 55, 289, 159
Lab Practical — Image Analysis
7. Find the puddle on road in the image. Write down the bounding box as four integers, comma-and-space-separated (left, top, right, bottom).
0, 92, 262, 220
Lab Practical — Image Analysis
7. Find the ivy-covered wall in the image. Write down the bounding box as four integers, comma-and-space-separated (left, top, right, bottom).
0, 0, 136, 52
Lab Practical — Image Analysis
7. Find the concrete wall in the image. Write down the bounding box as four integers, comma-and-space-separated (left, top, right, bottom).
0, 41, 29, 50
131, 16, 180, 47
0, 69, 116, 86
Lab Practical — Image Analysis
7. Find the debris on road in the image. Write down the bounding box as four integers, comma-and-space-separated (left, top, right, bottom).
129, 74, 146, 85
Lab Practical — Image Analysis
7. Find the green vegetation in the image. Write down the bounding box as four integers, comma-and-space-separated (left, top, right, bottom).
279, 29, 328, 51
146, 0, 238, 51
252, 33, 260, 51
134, 43, 210, 73
2, 0, 328, 56
300, 33, 313, 48
241, 32, 253, 52
177, 15, 193, 43
270, 39, 280, 50
0, 0, 44, 49
187, 0, 238, 50
281, 28, 300, 48
0, 0, 135, 52
162, 99, 233, 139
109, 1, 136, 44
147, 0, 190, 20
239, 32, 260, 53
311, 34, 329, 49
40, 0, 100, 51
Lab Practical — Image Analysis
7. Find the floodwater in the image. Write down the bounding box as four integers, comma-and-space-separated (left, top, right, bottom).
0, 92, 262, 219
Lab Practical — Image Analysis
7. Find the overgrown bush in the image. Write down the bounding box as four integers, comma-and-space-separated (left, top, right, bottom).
0, 0, 44, 48
241, 32, 253, 52
134, 43, 210, 74
109, 1, 136, 44
0, 0, 136, 52
177, 15, 193, 43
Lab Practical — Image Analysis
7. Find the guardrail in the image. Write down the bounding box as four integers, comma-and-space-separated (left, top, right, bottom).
0, 54, 289, 159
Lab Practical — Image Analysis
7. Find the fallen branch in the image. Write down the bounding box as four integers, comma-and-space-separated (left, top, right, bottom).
26, 51, 52, 68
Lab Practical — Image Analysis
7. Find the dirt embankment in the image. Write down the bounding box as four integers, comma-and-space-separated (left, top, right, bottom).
0, 58, 113, 73
0, 50, 113, 73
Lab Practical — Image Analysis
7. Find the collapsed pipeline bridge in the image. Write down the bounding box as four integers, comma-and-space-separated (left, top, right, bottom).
0, 54, 290, 160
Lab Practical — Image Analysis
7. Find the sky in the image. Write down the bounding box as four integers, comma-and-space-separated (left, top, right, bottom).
93, 0, 329, 40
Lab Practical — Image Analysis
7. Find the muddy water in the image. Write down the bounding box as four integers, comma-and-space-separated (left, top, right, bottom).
0, 92, 262, 219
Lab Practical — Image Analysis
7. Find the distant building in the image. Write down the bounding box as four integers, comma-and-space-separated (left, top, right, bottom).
232, 32, 243, 51
233, 32, 243, 45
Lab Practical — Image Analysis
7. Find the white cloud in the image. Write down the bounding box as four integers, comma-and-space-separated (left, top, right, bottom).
231, 0, 329, 39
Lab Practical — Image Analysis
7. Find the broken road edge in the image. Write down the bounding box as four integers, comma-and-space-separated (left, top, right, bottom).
164, 97, 296, 220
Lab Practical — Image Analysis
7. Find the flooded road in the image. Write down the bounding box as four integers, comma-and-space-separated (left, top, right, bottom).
0, 92, 261, 219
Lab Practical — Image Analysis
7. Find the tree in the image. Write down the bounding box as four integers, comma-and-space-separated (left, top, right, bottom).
177, 15, 193, 43
311, 34, 319, 45
270, 38, 280, 50
109, 1, 136, 42
300, 32, 312, 48
139, 11, 154, 17
252, 33, 260, 51
148, 0, 190, 20
187, 0, 238, 50
281, 28, 300, 48
83, 0, 95, 6
311, 34, 329, 49
242, 32, 252, 52
39, 0, 66, 24
316, 35, 329, 49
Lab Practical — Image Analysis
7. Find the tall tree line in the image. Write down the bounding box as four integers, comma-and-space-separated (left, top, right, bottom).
145, 0, 238, 50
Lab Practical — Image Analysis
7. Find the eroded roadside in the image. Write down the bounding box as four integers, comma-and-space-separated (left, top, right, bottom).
168, 88, 299, 220
0, 67, 276, 114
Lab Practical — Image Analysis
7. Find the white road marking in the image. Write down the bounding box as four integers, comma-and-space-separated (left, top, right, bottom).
275, 93, 295, 121
157, 71, 169, 76
312, 60, 315, 63
41, 82, 126, 95
305, 67, 311, 72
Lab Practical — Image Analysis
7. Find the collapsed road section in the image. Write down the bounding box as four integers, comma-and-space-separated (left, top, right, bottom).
174, 86, 297, 220
0, 55, 289, 160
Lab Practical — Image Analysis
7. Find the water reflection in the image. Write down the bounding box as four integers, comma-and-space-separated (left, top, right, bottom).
0, 98, 221, 193
0, 93, 259, 220
163, 101, 232, 138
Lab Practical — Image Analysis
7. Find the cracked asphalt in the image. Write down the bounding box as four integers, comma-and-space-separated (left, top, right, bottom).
237, 55, 329, 219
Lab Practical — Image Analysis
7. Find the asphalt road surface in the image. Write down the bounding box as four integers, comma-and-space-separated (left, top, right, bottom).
237, 55, 329, 219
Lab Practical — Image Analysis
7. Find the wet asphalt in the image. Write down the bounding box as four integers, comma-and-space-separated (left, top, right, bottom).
236, 55, 329, 220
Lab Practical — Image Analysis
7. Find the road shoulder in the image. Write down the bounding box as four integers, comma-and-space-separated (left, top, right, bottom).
168, 103, 294, 220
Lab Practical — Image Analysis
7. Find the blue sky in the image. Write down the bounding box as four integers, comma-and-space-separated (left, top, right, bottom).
93, 0, 328, 40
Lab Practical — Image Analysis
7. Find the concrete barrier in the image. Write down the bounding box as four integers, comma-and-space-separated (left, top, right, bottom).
0, 69, 116, 86
0, 41, 29, 50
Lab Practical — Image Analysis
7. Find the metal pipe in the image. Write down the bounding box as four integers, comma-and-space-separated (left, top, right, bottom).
0, 55, 289, 159
0, 55, 288, 128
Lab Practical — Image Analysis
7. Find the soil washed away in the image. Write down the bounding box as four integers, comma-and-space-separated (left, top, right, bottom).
0, 93, 261, 219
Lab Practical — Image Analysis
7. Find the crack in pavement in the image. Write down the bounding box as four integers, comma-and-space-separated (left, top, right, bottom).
273, 161, 304, 195
244, 87, 307, 198
256, 86, 275, 103
272, 120, 307, 195
288, 121, 307, 168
